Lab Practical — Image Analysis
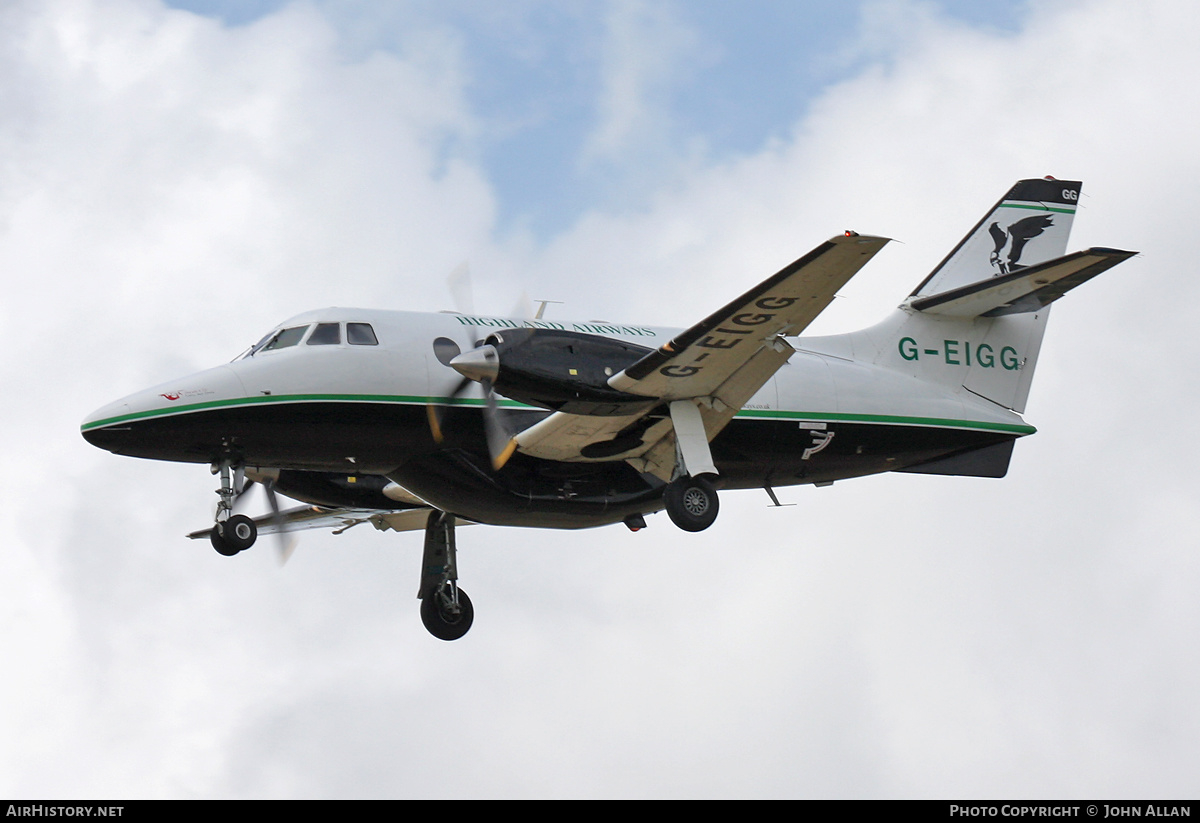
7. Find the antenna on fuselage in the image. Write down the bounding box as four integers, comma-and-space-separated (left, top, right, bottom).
533, 299, 562, 320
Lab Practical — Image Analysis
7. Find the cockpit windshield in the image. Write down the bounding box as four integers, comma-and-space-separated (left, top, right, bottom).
235, 321, 379, 360
264, 326, 308, 350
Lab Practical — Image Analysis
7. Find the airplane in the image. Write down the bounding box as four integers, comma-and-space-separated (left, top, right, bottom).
81, 177, 1134, 641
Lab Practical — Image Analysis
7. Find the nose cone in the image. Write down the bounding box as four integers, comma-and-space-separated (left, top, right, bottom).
81, 364, 248, 459
80, 397, 133, 449
449, 344, 499, 384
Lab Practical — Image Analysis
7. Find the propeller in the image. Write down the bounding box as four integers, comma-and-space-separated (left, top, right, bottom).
234, 472, 297, 565
428, 336, 516, 469
480, 371, 517, 470
427, 336, 475, 444
426, 262, 480, 444
426, 262, 519, 469
446, 261, 475, 317
262, 477, 298, 564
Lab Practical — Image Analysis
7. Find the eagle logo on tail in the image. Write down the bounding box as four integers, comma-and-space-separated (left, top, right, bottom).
988, 214, 1054, 275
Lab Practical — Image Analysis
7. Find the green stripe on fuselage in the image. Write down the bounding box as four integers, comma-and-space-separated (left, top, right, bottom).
734, 407, 1035, 435
82, 394, 1035, 437
79, 392, 514, 430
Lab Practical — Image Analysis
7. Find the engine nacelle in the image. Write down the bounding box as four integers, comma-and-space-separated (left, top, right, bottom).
451, 328, 657, 415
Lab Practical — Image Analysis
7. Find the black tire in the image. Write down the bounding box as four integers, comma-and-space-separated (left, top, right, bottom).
219, 514, 257, 553
663, 475, 719, 532
210, 527, 240, 556
420, 587, 474, 641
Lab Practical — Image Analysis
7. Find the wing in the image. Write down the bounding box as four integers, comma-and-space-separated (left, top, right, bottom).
187, 505, 472, 539
607, 233, 889, 399
513, 233, 889, 478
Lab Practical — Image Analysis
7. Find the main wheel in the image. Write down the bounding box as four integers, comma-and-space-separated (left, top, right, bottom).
420, 586, 474, 641
663, 475, 719, 532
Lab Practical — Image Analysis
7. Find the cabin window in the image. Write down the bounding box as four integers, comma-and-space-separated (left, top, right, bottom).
307, 322, 341, 346
263, 325, 308, 351
347, 323, 379, 345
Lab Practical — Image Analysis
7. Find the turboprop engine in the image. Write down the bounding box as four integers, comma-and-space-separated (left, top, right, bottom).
448, 328, 657, 415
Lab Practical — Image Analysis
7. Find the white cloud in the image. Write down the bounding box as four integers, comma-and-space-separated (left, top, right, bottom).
581, 0, 700, 167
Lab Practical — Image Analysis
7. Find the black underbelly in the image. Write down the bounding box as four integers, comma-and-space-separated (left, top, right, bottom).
85, 400, 1017, 527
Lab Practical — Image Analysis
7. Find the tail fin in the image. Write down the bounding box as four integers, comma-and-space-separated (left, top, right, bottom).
896, 178, 1096, 414
808, 178, 1134, 416
910, 177, 1082, 298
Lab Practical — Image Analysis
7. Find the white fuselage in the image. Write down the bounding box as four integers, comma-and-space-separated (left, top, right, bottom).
81, 306, 1033, 526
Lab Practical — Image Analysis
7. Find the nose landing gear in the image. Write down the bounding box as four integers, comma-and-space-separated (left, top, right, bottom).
209, 458, 258, 556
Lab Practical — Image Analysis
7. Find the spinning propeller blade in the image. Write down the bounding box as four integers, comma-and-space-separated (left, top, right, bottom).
430, 262, 517, 467
234, 476, 297, 564
430, 337, 515, 468
481, 378, 517, 470
263, 478, 297, 565
428, 337, 475, 443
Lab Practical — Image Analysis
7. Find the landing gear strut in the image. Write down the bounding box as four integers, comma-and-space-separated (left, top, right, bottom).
663, 400, 720, 532
418, 510, 474, 640
209, 458, 258, 556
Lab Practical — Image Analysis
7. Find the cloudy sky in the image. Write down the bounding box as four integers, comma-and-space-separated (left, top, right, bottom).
3, 0, 1198, 799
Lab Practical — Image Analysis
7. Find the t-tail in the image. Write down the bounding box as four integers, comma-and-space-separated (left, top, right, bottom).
911, 177, 1084, 296
805, 177, 1135, 415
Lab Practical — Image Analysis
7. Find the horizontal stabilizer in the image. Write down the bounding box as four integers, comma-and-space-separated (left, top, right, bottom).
910, 247, 1136, 318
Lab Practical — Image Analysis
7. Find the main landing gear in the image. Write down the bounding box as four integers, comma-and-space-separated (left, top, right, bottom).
209, 459, 258, 556
418, 510, 474, 641
661, 400, 720, 532
663, 474, 719, 532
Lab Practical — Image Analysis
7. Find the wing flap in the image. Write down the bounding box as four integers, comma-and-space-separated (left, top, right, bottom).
514, 409, 663, 463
